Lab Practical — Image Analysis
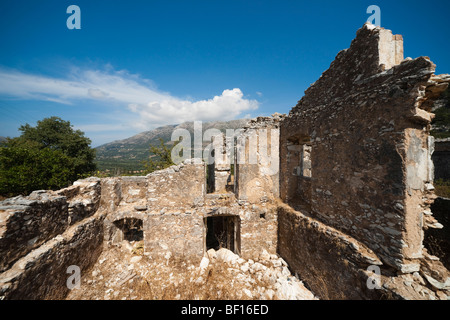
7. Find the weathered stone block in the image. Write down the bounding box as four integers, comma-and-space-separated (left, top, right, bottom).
147, 161, 206, 209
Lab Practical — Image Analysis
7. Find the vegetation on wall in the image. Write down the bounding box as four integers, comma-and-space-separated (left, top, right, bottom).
434, 179, 450, 198
431, 87, 450, 139
431, 87, 450, 198
142, 138, 175, 174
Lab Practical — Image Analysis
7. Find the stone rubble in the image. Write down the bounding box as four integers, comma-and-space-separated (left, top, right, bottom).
66, 244, 316, 300
208, 248, 316, 300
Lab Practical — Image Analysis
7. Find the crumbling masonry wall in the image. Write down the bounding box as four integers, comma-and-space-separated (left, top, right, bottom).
234, 115, 284, 204
277, 203, 384, 299
100, 158, 278, 262
0, 179, 104, 299
101, 159, 207, 261
279, 24, 450, 298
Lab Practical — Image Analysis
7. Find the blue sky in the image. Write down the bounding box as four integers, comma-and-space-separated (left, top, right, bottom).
0, 0, 449, 147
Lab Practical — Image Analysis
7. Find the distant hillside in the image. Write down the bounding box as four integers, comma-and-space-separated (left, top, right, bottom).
95, 119, 249, 172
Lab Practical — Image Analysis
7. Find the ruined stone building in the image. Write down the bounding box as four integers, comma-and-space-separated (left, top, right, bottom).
1, 24, 449, 300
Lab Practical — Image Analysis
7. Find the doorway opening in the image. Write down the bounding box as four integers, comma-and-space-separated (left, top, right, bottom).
113, 218, 143, 242
205, 215, 240, 254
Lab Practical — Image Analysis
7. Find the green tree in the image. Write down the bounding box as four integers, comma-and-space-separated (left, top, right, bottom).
0, 117, 96, 196
142, 138, 175, 174
18, 117, 96, 174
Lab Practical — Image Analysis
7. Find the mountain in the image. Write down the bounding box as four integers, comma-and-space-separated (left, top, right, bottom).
95, 119, 249, 172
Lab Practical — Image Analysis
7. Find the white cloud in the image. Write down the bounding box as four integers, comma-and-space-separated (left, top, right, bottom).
0, 67, 259, 130
128, 88, 258, 129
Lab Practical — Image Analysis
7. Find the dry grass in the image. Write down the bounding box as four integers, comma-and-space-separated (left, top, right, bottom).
131, 241, 144, 256
434, 179, 450, 198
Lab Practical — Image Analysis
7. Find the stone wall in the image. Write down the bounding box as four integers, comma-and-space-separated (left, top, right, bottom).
0, 213, 104, 300
101, 160, 278, 262
145, 210, 204, 261
143, 203, 279, 262
278, 203, 449, 300
279, 23, 449, 273
208, 133, 233, 194
277, 203, 384, 299
238, 204, 278, 258
147, 159, 206, 210
0, 192, 68, 273
101, 160, 206, 259
0, 178, 104, 299
235, 114, 284, 204
57, 178, 102, 225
